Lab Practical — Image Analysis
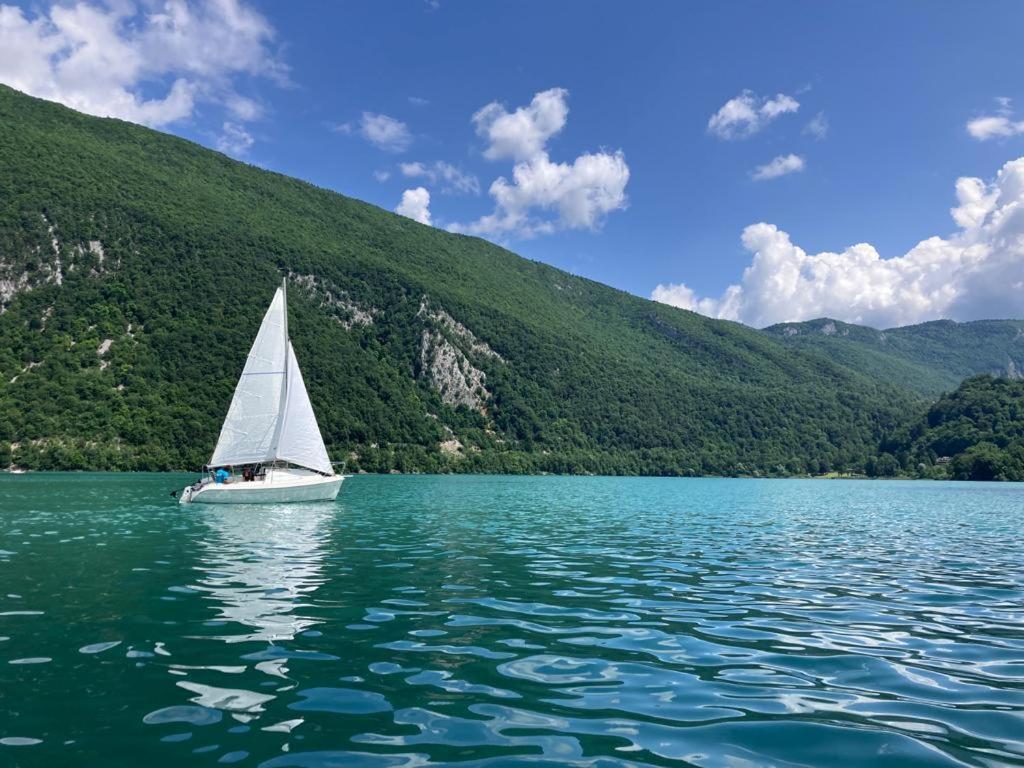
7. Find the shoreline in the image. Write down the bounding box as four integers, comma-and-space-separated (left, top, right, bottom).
0, 468, 1001, 482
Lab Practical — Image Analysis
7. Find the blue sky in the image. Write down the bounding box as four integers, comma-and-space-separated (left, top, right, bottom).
1, 1, 1023, 326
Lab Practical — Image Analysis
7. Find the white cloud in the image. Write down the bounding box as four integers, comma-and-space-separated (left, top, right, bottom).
707, 90, 800, 140
968, 116, 1024, 141
226, 93, 261, 121
967, 98, 1024, 141
651, 282, 743, 320
804, 111, 828, 140
395, 187, 431, 225
216, 121, 253, 156
360, 112, 412, 152
408, 95, 429, 106
451, 88, 629, 238
751, 154, 804, 181
949, 176, 997, 229
0, 0, 282, 129
400, 161, 426, 176
652, 156, 1024, 328
472, 87, 569, 161
400, 160, 479, 195
373, 169, 391, 182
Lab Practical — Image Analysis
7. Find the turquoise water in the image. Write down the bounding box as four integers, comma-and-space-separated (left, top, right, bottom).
1, 474, 1023, 767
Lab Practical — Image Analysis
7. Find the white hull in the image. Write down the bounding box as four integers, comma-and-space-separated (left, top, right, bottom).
181, 468, 343, 505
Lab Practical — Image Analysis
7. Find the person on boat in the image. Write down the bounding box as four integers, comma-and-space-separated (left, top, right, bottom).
242, 466, 253, 482
213, 468, 230, 484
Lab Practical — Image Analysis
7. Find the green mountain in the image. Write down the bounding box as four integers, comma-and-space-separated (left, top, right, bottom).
763, 318, 1024, 397
0, 85, 938, 475
878, 375, 1024, 481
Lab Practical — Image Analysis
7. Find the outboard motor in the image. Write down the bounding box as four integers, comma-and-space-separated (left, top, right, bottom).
178, 479, 207, 505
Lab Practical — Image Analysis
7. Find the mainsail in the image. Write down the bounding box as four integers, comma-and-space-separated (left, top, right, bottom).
209, 282, 334, 475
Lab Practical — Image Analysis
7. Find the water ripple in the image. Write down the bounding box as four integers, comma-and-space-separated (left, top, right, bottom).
2, 474, 1023, 766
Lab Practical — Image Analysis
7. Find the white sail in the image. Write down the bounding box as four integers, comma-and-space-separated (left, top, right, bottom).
209, 289, 288, 468
276, 342, 334, 475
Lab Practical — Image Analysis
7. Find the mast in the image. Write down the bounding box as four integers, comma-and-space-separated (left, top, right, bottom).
269, 277, 290, 463
281, 276, 289, 402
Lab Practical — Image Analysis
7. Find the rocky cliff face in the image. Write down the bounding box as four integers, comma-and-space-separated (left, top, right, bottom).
417, 297, 503, 362
419, 329, 489, 411
1, 212, 112, 310
416, 296, 502, 413
290, 272, 377, 329
285, 280, 501, 414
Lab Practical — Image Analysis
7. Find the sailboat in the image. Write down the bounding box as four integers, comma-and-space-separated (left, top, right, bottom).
179, 279, 343, 504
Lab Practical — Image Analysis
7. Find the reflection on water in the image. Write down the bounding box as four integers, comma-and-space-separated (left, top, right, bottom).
196, 505, 332, 643
1, 474, 1023, 767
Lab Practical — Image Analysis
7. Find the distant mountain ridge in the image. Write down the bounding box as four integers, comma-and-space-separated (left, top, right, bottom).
763, 317, 1024, 397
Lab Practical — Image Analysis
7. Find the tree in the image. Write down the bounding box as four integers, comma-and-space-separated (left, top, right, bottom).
874, 453, 901, 477
951, 443, 1007, 481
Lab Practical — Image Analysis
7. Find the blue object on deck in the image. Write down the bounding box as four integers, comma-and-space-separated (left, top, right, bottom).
214, 469, 229, 484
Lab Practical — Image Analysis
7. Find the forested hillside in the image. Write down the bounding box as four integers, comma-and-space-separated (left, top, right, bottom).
877, 376, 1024, 481
0, 85, 916, 475
0, 85, 987, 476
764, 318, 1024, 397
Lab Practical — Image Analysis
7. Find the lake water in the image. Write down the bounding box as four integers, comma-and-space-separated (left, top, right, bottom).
1, 474, 1022, 767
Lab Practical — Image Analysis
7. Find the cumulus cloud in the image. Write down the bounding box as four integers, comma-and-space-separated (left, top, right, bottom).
360, 112, 412, 152
751, 153, 804, 181
652, 157, 1024, 328
450, 88, 629, 238
651, 282, 743, 320
707, 90, 800, 140
400, 160, 479, 195
216, 121, 253, 156
0, 0, 282, 129
472, 87, 569, 161
373, 169, 391, 182
395, 187, 431, 225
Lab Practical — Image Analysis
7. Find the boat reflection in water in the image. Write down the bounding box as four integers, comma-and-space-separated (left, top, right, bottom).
194, 504, 332, 643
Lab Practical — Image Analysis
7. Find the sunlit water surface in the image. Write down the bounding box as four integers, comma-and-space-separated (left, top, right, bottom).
1, 474, 1022, 767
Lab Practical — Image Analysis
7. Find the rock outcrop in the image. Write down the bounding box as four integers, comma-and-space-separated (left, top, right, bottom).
417, 297, 503, 361
1, 213, 111, 311
416, 296, 503, 413
419, 329, 489, 411
290, 272, 377, 329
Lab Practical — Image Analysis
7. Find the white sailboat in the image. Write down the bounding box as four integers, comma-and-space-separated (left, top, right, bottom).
179, 279, 343, 504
